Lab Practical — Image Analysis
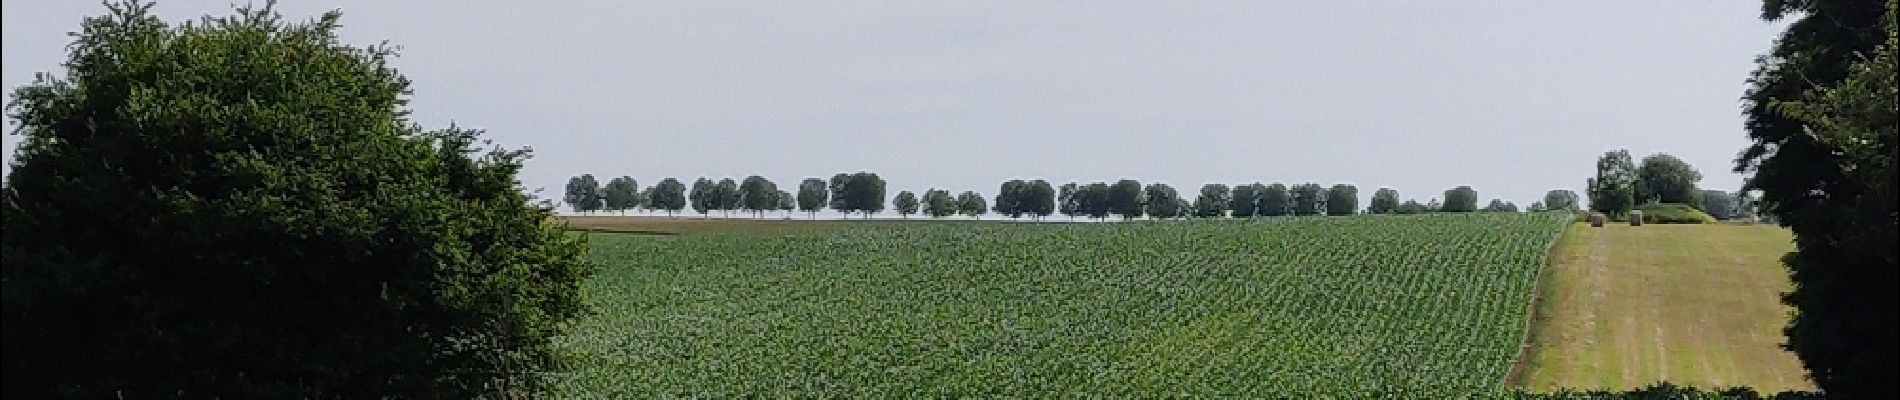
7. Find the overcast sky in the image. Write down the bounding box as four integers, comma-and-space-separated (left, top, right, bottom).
4, 1, 1785, 208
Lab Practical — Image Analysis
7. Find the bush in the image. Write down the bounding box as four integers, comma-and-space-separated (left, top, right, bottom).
1509, 382, 1822, 399
1635, 203, 1717, 224
1, 3, 591, 398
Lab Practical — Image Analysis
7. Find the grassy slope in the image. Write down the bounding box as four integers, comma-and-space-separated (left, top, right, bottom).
555, 213, 1570, 397
1513, 223, 1811, 392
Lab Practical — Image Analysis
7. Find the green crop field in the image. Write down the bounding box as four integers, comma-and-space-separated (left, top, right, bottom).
553, 213, 1571, 397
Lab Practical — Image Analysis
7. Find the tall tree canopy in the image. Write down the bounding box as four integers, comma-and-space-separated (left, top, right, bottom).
603, 176, 639, 214
1259, 183, 1291, 216
650, 178, 687, 216
1700, 189, 1740, 220
1057, 182, 1079, 220
1230, 183, 1263, 218
922, 189, 957, 218
923, 189, 958, 218
893, 191, 919, 219
689, 177, 715, 216
1367, 188, 1401, 214
565, 174, 603, 213
0, 3, 590, 397
797, 178, 827, 219
715, 178, 741, 217
1193, 184, 1231, 218
1542, 189, 1581, 212
1745, 2, 1896, 395
956, 190, 987, 219
1107, 179, 1145, 220
1441, 186, 1479, 213
1635, 154, 1704, 206
1143, 183, 1184, 219
738, 175, 777, 218
1022, 180, 1057, 220
1290, 183, 1327, 216
1078, 182, 1112, 219
1588, 149, 1638, 216
993, 180, 1026, 219
1326, 184, 1359, 216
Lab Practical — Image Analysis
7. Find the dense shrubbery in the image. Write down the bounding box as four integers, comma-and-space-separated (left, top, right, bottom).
1, 3, 591, 398
1509, 382, 1821, 399
1636, 203, 1717, 224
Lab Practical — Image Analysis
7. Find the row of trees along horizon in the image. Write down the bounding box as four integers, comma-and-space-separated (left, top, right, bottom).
561, 151, 1759, 221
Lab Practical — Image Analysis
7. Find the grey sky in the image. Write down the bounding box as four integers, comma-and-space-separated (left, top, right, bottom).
4, 1, 1784, 209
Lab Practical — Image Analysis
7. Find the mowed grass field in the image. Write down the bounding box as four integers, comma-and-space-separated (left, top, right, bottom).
1513, 223, 1812, 392
552, 213, 1570, 397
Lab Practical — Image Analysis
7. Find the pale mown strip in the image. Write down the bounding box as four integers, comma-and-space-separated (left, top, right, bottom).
1515, 223, 1812, 392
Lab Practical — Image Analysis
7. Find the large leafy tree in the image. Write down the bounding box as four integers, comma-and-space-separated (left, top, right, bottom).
796, 178, 827, 219
715, 178, 741, 217
1368, 188, 1401, 214
1635, 154, 1704, 206
1483, 199, 1519, 213
1542, 189, 1581, 212
1441, 186, 1479, 213
893, 191, 919, 219
689, 177, 715, 217
565, 174, 603, 214
0, 3, 591, 397
1107, 179, 1145, 220
1290, 183, 1327, 216
845, 172, 886, 218
1023, 179, 1056, 221
1700, 189, 1740, 220
956, 190, 988, 219
1259, 183, 1291, 216
649, 178, 687, 217
774, 189, 795, 217
922, 189, 958, 218
1193, 183, 1231, 218
1588, 149, 1638, 216
993, 180, 1026, 219
1230, 183, 1262, 218
828, 173, 852, 217
1326, 184, 1359, 216
603, 176, 639, 214
738, 175, 777, 218
1143, 183, 1184, 219
1078, 182, 1112, 220
1057, 182, 1079, 220
1748, 3, 1897, 395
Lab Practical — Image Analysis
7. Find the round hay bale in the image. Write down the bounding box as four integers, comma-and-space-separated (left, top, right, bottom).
1629, 210, 1645, 226
1589, 213, 1606, 227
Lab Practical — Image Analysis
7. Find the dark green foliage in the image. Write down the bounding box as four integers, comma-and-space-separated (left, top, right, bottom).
1441, 186, 1479, 213
649, 178, 688, 217
956, 190, 987, 218
774, 189, 795, 215
923, 189, 958, 218
1326, 184, 1358, 216
1483, 199, 1519, 213
826, 172, 886, 218
1107, 179, 1145, 220
1057, 182, 1079, 220
1142, 183, 1184, 219
1589, 149, 1638, 216
1023, 179, 1057, 220
1229, 183, 1262, 218
690, 177, 715, 216
0, 3, 592, 398
1748, 2, 1898, 396
893, 191, 919, 218
994, 180, 1026, 219
739, 175, 777, 218
715, 178, 740, 216
1634, 203, 1716, 224
1290, 183, 1326, 215
797, 178, 827, 218
1635, 154, 1703, 206
566, 174, 604, 213
1700, 189, 1739, 219
1395, 199, 1430, 215
1077, 182, 1112, 219
603, 176, 638, 214
1368, 188, 1401, 214
1193, 183, 1231, 218
1542, 189, 1581, 212
1259, 183, 1291, 216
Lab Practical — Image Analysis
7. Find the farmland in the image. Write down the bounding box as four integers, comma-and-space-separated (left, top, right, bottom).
552, 212, 1571, 397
